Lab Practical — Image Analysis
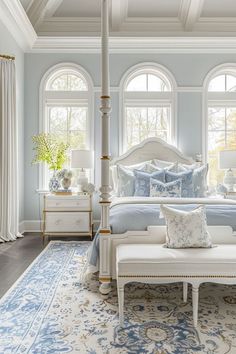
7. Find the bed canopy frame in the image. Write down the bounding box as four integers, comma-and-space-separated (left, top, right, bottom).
99, 0, 194, 231
98, 0, 194, 294
99, 0, 111, 240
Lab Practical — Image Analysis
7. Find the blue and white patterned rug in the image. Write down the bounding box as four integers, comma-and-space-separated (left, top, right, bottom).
1, 241, 236, 353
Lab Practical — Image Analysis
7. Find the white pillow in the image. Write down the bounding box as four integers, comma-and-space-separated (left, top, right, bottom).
110, 162, 147, 196
160, 204, 212, 248
152, 158, 176, 170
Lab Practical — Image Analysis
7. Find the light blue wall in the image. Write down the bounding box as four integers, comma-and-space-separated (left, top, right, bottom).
0, 20, 25, 222
24, 52, 236, 221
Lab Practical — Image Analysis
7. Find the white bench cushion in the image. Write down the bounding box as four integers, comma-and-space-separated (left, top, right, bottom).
117, 244, 236, 276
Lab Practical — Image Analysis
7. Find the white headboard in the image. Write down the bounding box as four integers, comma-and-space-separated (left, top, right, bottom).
111, 138, 194, 166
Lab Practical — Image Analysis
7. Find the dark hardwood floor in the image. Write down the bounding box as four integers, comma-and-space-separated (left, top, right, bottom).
0, 233, 91, 299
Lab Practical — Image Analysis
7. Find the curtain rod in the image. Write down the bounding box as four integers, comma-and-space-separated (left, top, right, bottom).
0, 54, 15, 61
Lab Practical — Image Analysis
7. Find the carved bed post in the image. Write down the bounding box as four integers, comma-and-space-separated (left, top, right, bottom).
99, 0, 112, 295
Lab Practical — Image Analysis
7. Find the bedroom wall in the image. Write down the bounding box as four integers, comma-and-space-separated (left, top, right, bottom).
24, 52, 236, 224
0, 19, 25, 224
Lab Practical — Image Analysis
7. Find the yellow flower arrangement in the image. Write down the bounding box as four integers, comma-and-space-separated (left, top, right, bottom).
32, 133, 69, 171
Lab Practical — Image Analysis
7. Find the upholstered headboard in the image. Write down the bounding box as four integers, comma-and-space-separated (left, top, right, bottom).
111, 138, 194, 166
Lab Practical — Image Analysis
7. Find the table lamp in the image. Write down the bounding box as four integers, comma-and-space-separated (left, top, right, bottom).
219, 150, 236, 192
71, 149, 93, 192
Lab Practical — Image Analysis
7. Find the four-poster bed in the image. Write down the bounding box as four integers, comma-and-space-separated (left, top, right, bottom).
98, 0, 236, 295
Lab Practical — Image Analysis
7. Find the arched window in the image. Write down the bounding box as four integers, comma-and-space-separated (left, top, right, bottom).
204, 64, 236, 187
39, 63, 94, 189
120, 63, 176, 153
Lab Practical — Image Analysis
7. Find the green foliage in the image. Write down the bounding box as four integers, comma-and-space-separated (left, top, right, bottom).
32, 133, 69, 171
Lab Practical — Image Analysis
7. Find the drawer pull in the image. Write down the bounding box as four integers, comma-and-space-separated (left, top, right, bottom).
76, 202, 81, 205
55, 219, 62, 225
56, 202, 60, 206
76, 220, 81, 225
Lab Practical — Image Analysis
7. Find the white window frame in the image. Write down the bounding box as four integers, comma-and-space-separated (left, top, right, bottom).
203, 63, 236, 164
119, 62, 177, 154
39, 62, 94, 190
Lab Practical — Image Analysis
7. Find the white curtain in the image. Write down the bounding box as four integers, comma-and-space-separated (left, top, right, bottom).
0, 58, 22, 242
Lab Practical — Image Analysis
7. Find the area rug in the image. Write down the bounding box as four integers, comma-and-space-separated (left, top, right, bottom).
1, 242, 236, 354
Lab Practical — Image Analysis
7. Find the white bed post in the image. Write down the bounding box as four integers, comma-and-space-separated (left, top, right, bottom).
99, 0, 112, 295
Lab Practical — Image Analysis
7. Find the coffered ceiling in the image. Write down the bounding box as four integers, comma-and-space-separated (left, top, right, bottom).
19, 0, 236, 37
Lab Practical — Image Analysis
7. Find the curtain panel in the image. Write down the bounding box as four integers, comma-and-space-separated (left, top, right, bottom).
0, 59, 22, 242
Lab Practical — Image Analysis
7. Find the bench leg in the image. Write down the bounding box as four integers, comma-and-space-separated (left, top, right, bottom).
192, 285, 199, 328
118, 285, 124, 327
183, 282, 188, 302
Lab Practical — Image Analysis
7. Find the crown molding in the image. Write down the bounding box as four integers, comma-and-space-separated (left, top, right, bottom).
0, 0, 37, 51
36, 17, 101, 35
30, 36, 236, 53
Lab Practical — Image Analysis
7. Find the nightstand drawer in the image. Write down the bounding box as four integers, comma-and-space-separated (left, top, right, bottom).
45, 212, 90, 233
45, 197, 90, 211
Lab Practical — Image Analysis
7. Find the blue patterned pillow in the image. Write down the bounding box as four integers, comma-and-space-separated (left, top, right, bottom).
165, 170, 194, 198
176, 163, 209, 198
150, 178, 182, 198
134, 170, 165, 197
116, 162, 160, 197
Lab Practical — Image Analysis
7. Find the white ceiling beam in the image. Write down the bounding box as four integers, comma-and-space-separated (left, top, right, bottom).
179, 0, 205, 31
111, 0, 128, 31
0, 0, 36, 50
27, 0, 63, 29
44, 0, 64, 18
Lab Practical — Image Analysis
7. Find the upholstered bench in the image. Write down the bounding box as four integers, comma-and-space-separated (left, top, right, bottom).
116, 225, 236, 327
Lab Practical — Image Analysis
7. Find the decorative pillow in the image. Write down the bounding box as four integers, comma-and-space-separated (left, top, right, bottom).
117, 164, 135, 197
134, 169, 165, 197
160, 204, 212, 248
192, 164, 208, 198
165, 170, 194, 198
152, 159, 176, 170
150, 178, 182, 198
176, 163, 209, 198
116, 162, 148, 197
165, 162, 182, 173
142, 162, 162, 173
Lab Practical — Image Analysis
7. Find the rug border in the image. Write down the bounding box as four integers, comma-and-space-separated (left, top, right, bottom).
0, 240, 90, 305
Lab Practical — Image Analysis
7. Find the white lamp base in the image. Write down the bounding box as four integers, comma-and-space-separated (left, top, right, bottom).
77, 170, 88, 193
223, 169, 235, 192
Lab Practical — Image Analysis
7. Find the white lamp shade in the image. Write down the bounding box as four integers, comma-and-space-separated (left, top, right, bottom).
71, 149, 93, 169
219, 150, 236, 169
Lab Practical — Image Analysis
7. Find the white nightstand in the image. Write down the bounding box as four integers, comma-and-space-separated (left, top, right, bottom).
43, 194, 93, 240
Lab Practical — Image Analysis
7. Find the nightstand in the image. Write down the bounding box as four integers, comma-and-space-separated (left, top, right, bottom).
43, 194, 93, 240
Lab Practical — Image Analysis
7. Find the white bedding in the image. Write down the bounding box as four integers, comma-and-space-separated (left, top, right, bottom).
111, 196, 236, 208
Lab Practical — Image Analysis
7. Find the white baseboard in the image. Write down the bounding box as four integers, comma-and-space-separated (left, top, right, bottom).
19, 220, 42, 233
19, 220, 100, 233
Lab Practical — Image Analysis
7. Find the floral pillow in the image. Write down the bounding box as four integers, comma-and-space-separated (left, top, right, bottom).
116, 162, 162, 197
165, 170, 194, 198
116, 162, 149, 197
150, 179, 182, 198
160, 204, 212, 248
134, 169, 165, 197
171, 163, 209, 198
